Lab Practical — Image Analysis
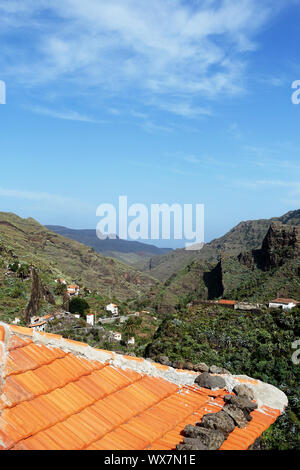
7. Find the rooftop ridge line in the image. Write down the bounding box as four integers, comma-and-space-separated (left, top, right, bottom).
9, 324, 200, 387
6, 323, 288, 412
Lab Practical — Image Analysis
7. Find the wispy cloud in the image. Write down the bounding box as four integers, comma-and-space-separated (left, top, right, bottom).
0, 187, 92, 211
0, 0, 290, 117
28, 105, 104, 123
155, 102, 212, 118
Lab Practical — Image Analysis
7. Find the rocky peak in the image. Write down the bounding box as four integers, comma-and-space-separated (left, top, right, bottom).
254, 222, 300, 271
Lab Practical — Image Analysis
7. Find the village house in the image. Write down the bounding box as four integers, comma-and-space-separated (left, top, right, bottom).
234, 302, 264, 312
29, 314, 54, 332
268, 298, 299, 311
55, 278, 67, 285
86, 313, 95, 326
218, 299, 236, 309
106, 303, 118, 316
67, 284, 80, 296
110, 331, 122, 342
127, 336, 135, 345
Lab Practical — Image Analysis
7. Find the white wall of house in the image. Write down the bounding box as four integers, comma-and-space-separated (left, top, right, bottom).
269, 302, 297, 311
106, 303, 118, 315
112, 332, 122, 341
86, 314, 94, 326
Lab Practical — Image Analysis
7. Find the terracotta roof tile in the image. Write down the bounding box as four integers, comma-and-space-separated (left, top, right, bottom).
0, 324, 285, 451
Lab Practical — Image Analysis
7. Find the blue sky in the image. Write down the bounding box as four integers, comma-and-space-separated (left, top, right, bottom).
0, 0, 300, 248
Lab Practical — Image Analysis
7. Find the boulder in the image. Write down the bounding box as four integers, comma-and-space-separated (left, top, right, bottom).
172, 360, 185, 369
233, 384, 255, 400
209, 365, 231, 375
183, 427, 225, 450
195, 372, 226, 390
194, 363, 209, 373
158, 356, 171, 366
198, 411, 235, 438
223, 404, 249, 428
185, 362, 194, 370
176, 438, 208, 451
224, 395, 257, 412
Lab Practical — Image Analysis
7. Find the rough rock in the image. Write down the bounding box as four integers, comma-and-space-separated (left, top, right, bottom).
195, 372, 226, 390
185, 362, 194, 370
209, 365, 231, 375
198, 411, 235, 438
24, 267, 42, 323
194, 363, 209, 373
224, 395, 258, 412
248, 437, 262, 450
223, 404, 249, 428
42, 286, 56, 305
158, 356, 172, 366
233, 384, 255, 400
62, 293, 70, 312
183, 426, 225, 450
172, 360, 185, 369
176, 438, 208, 451
24, 267, 56, 323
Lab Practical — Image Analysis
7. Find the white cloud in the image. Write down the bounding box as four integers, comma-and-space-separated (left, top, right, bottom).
28, 105, 104, 123
0, 187, 92, 211
0, 0, 293, 116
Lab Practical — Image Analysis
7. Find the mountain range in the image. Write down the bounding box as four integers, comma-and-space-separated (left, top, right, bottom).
46, 225, 172, 265
149, 214, 300, 313
133, 209, 300, 281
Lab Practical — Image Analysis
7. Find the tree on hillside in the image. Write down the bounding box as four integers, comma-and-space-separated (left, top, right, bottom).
69, 297, 90, 317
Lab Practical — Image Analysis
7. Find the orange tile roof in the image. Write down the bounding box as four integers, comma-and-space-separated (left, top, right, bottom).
0, 323, 284, 451
219, 300, 236, 305
270, 298, 299, 305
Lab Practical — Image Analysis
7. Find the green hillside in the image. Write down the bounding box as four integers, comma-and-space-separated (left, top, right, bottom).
0, 212, 158, 301
145, 304, 300, 449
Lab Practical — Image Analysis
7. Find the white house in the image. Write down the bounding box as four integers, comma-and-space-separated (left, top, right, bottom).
112, 332, 122, 342
127, 336, 135, 345
269, 298, 299, 311
29, 317, 47, 332
234, 302, 264, 311
86, 313, 95, 326
106, 303, 118, 316
12, 317, 21, 325
67, 284, 80, 296
29, 314, 55, 332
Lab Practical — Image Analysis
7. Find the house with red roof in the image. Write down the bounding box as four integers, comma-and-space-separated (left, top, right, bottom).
269, 298, 299, 311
